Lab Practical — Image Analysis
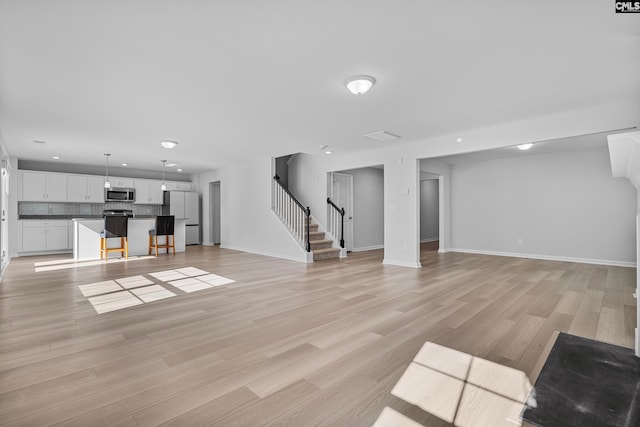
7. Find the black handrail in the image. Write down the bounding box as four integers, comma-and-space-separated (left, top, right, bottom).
327, 197, 345, 249
274, 175, 311, 252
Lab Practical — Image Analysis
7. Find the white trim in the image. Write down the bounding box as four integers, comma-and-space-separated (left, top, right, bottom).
382, 259, 422, 268
18, 249, 72, 257
420, 238, 438, 243
201, 241, 214, 246
448, 248, 636, 268
220, 244, 311, 264
351, 244, 384, 252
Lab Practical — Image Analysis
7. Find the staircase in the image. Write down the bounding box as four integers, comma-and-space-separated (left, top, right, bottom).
307, 221, 340, 261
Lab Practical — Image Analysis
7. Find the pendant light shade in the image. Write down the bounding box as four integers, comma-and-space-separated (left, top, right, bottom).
104, 154, 111, 188
161, 160, 167, 191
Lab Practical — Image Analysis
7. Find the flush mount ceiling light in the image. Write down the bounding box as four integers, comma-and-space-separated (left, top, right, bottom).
165, 162, 177, 167
456, 137, 463, 143
517, 143, 533, 151
104, 153, 111, 188
160, 140, 178, 149
344, 75, 376, 95
52, 156, 60, 160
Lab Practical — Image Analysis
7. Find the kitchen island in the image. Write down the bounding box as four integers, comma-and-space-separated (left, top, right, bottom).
72, 218, 186, 260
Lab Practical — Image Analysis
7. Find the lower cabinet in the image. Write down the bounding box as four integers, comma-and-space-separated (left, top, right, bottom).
20, 220, 72, 253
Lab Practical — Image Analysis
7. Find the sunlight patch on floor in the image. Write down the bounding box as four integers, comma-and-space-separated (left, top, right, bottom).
77, 268, 235, 314
377, 341, 533, 427
34, 256, 156, 272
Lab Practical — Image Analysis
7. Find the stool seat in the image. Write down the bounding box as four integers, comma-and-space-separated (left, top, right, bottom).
149, 215, 175, 256
100, 216, 129, 261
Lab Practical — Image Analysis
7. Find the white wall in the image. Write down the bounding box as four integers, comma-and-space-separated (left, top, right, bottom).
199, 102, 636, 267
449, 148, 637, 265
196, 156, 308, 262
420, 179, 439, 241
339, 167, 384, 251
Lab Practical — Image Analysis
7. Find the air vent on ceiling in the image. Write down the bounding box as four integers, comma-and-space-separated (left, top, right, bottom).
364, 131, 401, 142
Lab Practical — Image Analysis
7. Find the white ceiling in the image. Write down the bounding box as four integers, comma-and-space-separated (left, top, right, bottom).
0, 1, 638, 174
430, 129, 636, 166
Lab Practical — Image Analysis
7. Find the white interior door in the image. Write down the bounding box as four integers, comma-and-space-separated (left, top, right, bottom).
332, 172, 354, 252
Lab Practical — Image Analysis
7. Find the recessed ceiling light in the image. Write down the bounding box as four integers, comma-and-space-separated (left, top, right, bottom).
165, 162, 177, 167
160, 140, 178, 149
325, 150, 333, 155
456, 137, 463, 143
364, 131, 401, 142
517, 143, 533, 151
177, 168, 183, 172
344, 75, 376, 95
52, 156, 60, 160
121, 163, 128, 166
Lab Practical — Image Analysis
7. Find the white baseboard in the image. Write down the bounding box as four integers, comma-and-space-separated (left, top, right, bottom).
220, 244, 311, 263
201, 241, 215, 246
351, 244, 384, 253
382, 259, 422, 269
447, 248, 636, 268
420, 238, 439, 243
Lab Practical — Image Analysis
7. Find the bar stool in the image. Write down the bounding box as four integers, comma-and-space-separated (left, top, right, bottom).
149, 215, 175, 256
100, 216, 129, 261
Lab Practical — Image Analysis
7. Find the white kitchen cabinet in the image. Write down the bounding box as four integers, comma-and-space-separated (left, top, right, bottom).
134, 180, 164, 204
166, 181, 191, 191
20, 220, 71, 252
20, 171, 68, 201
68, 175, 105, 202
111, 177, 134, 188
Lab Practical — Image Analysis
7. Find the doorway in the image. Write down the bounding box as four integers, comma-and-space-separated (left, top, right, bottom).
1, 163, 8, 274
331, 172, 354, 252
209, 181, 221, 245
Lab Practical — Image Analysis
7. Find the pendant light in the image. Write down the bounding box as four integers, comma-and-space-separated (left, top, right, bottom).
104, 153, 111, 188
161, 160, 167, 191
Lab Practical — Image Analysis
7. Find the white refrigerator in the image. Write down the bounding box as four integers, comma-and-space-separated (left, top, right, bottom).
164, 191, 200, 245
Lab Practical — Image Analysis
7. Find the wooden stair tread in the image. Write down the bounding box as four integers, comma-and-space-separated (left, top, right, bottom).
312, 247, 340, 254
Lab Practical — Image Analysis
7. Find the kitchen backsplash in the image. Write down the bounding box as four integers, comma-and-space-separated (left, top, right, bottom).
18, 202, 162, 218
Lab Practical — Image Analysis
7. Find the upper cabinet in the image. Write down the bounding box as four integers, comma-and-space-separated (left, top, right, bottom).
19, 170, 190, 204
134, 179, 164, 204
68, 175, 105, 202
110, 177, 135, 188
165, 181, 191, 191
20, 171, 67, 202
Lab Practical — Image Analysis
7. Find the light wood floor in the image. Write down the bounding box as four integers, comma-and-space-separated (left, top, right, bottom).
0, 243, 636, 426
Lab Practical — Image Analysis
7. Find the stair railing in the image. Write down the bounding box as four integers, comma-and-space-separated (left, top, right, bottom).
272, 175, 311, 252
326, 197, 345, 249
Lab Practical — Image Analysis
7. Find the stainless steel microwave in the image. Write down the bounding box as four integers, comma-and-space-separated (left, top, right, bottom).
105, 187, 135, 202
